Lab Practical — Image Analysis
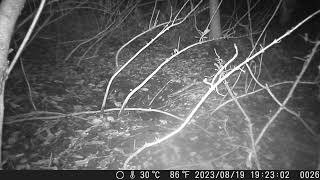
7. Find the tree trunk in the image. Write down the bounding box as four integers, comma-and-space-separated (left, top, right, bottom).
0, 0, 26, 168
209, 0, 222, 39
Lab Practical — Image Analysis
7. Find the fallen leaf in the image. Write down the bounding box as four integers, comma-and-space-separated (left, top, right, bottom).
189, 152, 197, 157
140, 87, 149, 91
106, 116, 116, 122
90, 118, 103, 125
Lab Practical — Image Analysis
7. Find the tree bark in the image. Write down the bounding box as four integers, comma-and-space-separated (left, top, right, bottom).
0, 0, 26, 168
209, 0, 222, 39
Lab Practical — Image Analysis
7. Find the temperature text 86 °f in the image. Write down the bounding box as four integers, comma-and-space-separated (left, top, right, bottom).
139, 171, 160, 179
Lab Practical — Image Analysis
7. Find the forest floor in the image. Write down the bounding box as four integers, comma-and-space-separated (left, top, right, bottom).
2, 14, 320, 170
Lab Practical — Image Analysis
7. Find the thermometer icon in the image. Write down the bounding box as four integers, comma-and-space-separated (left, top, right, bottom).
130, 171, 135, 179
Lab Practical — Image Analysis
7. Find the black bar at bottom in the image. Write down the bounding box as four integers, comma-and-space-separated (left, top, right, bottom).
1, 170, 319, 180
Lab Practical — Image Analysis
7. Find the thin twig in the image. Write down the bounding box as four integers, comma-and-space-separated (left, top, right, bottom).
245, 0, 283, 92
7, 0, 47, 75
225, 81, 261, 169
5, 107, 214, 137
264, 84, 316, 136
149, 79, 172, 106
255, 40, 320, 146
211, 81, 316, 115
20, 58, 37, 111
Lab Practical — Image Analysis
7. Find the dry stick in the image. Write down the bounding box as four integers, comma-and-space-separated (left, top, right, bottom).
224, 81, 261, 169
252, 36, 267, 91
216, 69, 242, 107
4, 108, 177, 124
149, 0, 159, 29
168, 82, 197, 97
264, 84, 316, 136
20, 58, 37, 111
255, 41, 320, 146
123, 44, 239, 169
246, 0, 254, 47
53, 6, 109, 15
245, 0, 283, 92
6, 0, 46, 75
26, 12, 52, 47
148, 79, 171, 106
210, 45, 240, 86
211, 81, 316, 113
6, 111, 65, 121
77, 35, 105, 66
5, 107, 215, 137
14, 0, 61, 31
64, 27, 108, 62
114, 22, 168, 69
